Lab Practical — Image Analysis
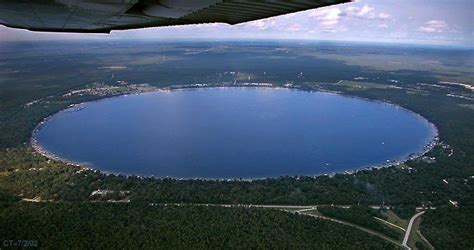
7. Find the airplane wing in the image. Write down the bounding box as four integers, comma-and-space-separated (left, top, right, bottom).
0, 0, 350, 33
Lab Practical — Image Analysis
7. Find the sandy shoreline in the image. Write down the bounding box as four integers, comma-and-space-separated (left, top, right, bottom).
30, 85, 440, 180
31, 104, 84, 167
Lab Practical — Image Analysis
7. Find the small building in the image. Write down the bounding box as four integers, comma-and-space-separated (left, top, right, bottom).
449, 199, 459, 207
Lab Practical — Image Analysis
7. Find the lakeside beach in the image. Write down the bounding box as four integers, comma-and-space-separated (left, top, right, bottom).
30, 85, 440, 180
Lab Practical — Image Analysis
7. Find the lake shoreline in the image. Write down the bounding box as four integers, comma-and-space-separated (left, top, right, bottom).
31, 85, 439, 181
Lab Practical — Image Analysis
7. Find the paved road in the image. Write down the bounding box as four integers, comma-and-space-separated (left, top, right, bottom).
175, 203, 393, 210
294, 209, 403, 248
25, 199, 419, 248
402, 211, 426, 250
26, 198, 433, 212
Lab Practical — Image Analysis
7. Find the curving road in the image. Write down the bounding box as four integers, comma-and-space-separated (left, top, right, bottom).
294, 208, 403, 248
402, 211, 426, 250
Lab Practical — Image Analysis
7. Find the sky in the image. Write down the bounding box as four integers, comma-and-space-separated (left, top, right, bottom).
0, 0, 472, 46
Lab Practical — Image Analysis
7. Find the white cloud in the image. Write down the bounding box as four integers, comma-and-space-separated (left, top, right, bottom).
242, 19, 276, 30
282, 12, 298, 19
309, 7, 342, 27
346, 4, 374, 17
378, 13, 391, 20
343, 5, 391, 20
419, 20, 449, 33
378, 23, 389, 28
308, 4, 392, 33
390, 32, 408, 39
287, 24, 303, 32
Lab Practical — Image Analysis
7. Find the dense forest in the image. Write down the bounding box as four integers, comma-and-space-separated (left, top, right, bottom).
0, 41, 472, 248
421, 206, 474, 250
317, 206, 403, 240
0, 201, 397, 249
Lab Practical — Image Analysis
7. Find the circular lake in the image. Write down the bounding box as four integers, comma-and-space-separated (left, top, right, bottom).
35, 88, 436, 179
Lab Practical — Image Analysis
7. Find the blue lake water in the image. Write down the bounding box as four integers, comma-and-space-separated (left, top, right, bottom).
35, 88, 436, 179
